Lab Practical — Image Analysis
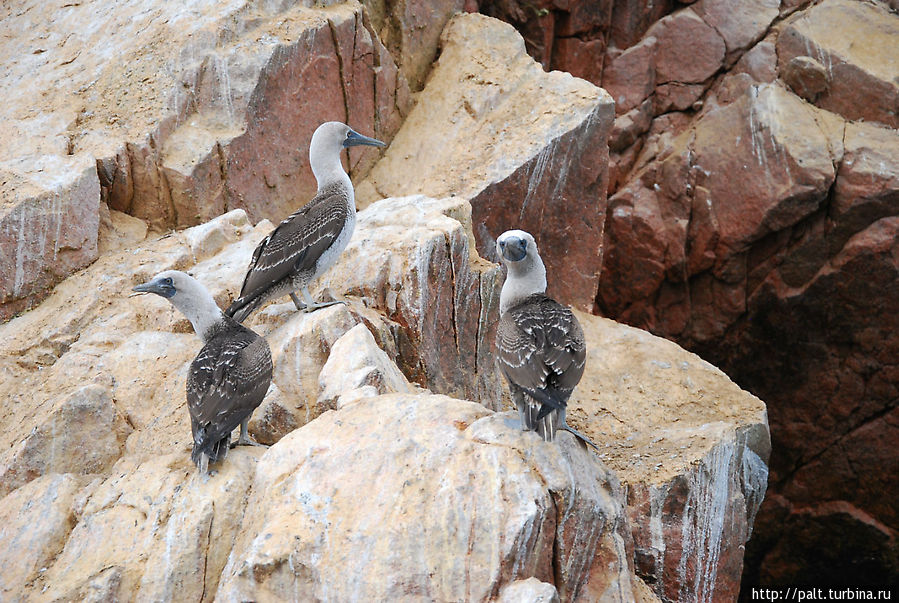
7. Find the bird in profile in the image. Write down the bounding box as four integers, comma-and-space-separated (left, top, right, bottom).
133, 270, 273, 474
226, 121, 386, 322
495, 229, 597, 449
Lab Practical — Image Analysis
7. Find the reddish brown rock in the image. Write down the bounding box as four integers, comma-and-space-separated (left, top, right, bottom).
603, 36, 658, 114
608, 0, 675, 49
648, 9, 725, 85
780, 55, 829, 103
693, 0, 779, 60
776, 0, 899, 128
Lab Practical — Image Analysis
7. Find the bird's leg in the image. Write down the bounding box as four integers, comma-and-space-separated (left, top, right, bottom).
300, 286, 345, 313
231, 417, 267, 448
289, 292, 306, 311
511, 389, 530, 432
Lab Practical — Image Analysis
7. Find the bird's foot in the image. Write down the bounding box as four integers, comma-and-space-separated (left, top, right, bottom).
301, 299, 346, 313
230, 434, 268, 448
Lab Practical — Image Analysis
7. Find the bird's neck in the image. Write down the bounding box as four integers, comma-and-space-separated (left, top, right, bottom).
311, 152, 352, 194
171, 289, 226, 342
500, 256, 547, 315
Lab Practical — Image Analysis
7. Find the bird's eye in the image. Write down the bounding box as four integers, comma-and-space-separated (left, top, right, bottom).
162, 278, 174, 287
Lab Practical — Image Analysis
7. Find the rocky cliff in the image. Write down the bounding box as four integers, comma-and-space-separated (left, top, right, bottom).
0, 1, 773, 600
480, 0, 899, 588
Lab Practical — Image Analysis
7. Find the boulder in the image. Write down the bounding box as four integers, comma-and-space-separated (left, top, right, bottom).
357, 13, 615, 311
216, 394, 636, 602
0, 0, 412, 321
0, 473, 89, 598
776, 0, 899, 128
568, 313, 769, 601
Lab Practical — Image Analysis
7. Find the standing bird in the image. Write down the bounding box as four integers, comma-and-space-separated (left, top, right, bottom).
226, 121, 386, 322
495, 230, 597, 449
133, 270, 273, 473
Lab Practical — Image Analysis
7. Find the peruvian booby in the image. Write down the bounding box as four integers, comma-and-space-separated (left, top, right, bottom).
495, 230, 597, 449
133, 270, 273, 473
226, 121, 386, 322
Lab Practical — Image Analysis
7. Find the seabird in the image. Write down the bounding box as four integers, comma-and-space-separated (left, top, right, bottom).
133, 270, 273, 473
226, 121, 386, 322
495, 230, 597, 449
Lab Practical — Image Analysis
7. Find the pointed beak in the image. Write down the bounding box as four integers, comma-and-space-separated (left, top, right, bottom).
499, 237, 528, 262
132, 278, 175, 298
343, 129, 386, 149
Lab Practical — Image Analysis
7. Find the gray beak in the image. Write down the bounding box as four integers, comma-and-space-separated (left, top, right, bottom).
500, 237, 528, 262
132, 277, 176, 298
343, 129, 387, 149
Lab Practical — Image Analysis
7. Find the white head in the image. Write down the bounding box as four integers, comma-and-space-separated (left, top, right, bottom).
309, 121, 386, 190
132, 270, 224, 341
496, 229, 547, 314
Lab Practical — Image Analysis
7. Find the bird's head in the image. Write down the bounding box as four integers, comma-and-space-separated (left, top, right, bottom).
132, 270, 223, 339
309, 122, 386, 186
497, 229, 536, 264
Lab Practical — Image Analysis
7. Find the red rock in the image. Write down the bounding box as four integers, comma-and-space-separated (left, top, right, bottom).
780, 55, 829, 102
602, 36, 657, 115
776, 0, 899, 128
608, 0, 675, 49
552, 36, 606, 85
648, 8, 725, 85
653, 82, 706, 113
693, 0, 779, 59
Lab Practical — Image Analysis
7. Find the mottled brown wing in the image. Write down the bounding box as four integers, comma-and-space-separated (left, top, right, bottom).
236, 187, 349, 300
186, 331, 273, 443
496, 294, 586, 402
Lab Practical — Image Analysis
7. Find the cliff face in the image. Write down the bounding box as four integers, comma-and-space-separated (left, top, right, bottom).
1, 2, 771, 600
480, 0, 899, 588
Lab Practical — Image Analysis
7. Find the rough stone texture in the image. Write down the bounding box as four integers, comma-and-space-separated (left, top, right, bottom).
0, 473, 89, 599
0, 156, 100, 321
0, 0, 412, 322
568, 313, 769, 602
318, 195, 505, 407
498, 578, 561, 603
648, 9, 725, 85
776, 0, 899, 128
216, 394, 636, 602
0, 385, 132, 498
357, 13, 615, 311
317, 323, 415, 408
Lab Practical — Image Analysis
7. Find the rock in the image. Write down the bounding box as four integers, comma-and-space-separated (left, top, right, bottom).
0, 155, 100, 321
776, 0, 899, 128
648, 9, 725, 85
781, 56, 829, 102
603, 36, 658, 115
0, 385, 132, 497
693, 0, 779, 61
216, 394, 636, 602
0, 473, 88, 598
32, 451, 260, 602
599, 83, 844, 343
319, 195, 505, 408
1, 0, 412, 319
357, 13, 615, 311
567, 312, 769, 602
317, 323, 415, 409
498, 578, 560, 602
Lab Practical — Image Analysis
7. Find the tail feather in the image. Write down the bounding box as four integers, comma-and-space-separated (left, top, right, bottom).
225, 294, 262, 323
191, 425, 231, 473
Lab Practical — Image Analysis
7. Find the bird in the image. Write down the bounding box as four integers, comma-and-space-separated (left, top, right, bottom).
225, 121, 386, 322
132, 270, 273, 473
494, 229, 597, 449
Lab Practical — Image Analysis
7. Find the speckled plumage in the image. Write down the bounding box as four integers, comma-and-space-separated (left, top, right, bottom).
226, 182, 353, 322
497, 293, 586, 442
187, 318, 273, 471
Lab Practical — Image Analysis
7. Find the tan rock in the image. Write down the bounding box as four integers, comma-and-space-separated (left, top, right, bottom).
216, 394, 636, 602
0, 473, 88, 598
567, 312, 770, 602
30, 451, 260, 602
319, 195, 505, 407
0, 385, 131, 497
357, 13, 615, 310
498, 578, 560, 602
317, 323, 414, 409
777, 0, 899, 128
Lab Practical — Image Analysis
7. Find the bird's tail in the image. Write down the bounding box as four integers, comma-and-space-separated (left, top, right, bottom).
191, 425, 230, 473
225, 294, 261, 323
